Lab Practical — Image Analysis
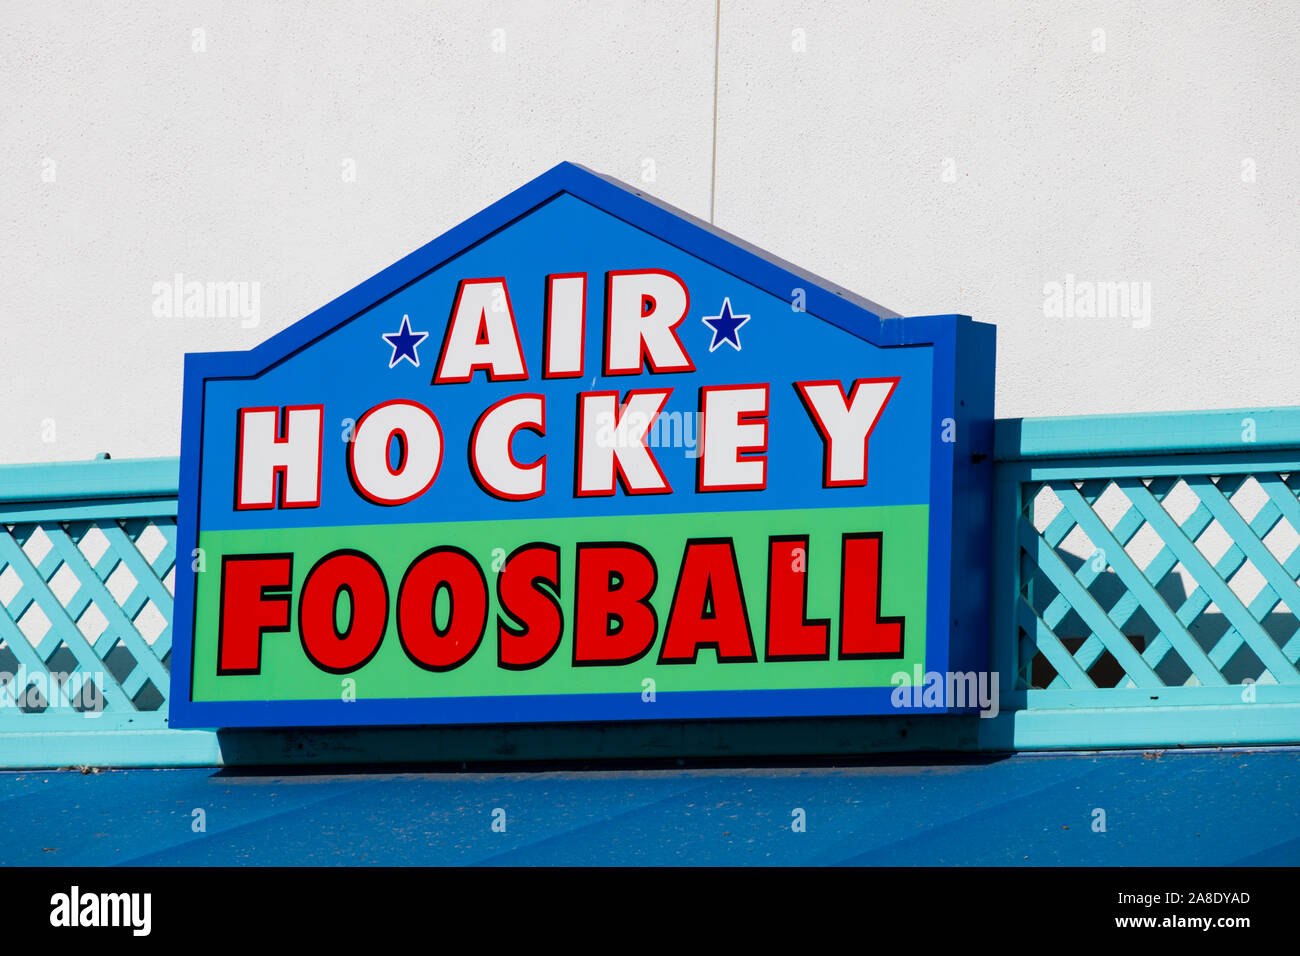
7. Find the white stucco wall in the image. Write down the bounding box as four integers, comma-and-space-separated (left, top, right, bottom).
2, 0, 1297, 464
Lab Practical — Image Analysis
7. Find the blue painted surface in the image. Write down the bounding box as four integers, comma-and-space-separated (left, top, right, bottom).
2, 749, 1296, 866
172, 161, 997, 730
195, 193, 942, 531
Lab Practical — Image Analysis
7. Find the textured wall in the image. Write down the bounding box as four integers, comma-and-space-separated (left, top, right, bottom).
2, 1, 1297, 464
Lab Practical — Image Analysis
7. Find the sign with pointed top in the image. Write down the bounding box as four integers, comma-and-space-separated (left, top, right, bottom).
170, 163, 996, 729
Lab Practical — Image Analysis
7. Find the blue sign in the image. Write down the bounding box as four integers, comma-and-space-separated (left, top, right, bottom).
170, 162, 995, 729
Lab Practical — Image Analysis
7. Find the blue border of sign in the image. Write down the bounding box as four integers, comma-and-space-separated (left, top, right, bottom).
169, 162, 995, 730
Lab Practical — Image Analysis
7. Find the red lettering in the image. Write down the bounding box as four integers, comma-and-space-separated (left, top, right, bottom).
398, 547, 488, 671
298, 550, 388, 673
572, 543, 658, 665
217, 554, 293, 674
659, 539, 755, 663
497, 544, 564, 669
764, 536, 830, 660
839, 533, 904, 658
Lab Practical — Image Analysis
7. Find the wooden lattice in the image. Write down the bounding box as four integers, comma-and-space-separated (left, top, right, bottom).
0, 518, 175, 725
1015, 473, 1300, 693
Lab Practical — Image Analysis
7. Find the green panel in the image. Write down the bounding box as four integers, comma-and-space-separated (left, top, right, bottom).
192, 505, 928, 704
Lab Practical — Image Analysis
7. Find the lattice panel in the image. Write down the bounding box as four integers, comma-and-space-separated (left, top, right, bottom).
0, 518, 176, 717
1015, 472, 1300, 692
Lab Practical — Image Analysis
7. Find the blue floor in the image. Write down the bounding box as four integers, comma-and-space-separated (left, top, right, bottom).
2, 748, 1297, 866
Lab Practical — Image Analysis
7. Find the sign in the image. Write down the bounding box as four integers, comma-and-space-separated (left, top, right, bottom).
170, 162, 995, 729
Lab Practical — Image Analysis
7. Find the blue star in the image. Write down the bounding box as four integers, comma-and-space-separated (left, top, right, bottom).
382, 314, 429, 368
702, 298, 751, 353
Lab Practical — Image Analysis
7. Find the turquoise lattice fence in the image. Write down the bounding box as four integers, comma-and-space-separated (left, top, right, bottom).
991, 408, 1300, 749
0, 458, 180, 728
1, 408, 1299, 767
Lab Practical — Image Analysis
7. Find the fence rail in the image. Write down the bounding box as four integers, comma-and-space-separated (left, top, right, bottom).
991, 408, 1300, 749
2, 408, 1298, 767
